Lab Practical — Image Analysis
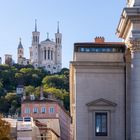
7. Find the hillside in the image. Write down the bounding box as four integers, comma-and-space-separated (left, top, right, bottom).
0, 64, 69, 116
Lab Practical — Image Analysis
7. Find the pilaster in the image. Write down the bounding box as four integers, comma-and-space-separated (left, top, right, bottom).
129, 37, 140, 140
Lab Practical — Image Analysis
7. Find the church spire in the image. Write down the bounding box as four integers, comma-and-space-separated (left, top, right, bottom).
18, 38, 23, 48
57, 21, 59, 33
35, 19, 37, 32
19, 37, 21, 44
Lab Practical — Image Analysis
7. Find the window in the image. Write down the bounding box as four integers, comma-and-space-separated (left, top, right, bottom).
41, 107, 46, 113
49, 107, 54, 113
44, 50, 46, 60
25, 107, 30, 114
95, 112, 107, 136
80, 48, 85, 52
17, 117, 23, 121
48, 50, 50, 60
33, 107, 38, 113
51, 50, 53, 60
79, 47, 123, 53
24, 117, 31, 122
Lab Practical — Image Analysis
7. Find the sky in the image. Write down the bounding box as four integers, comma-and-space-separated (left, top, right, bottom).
0, 0, 126, 68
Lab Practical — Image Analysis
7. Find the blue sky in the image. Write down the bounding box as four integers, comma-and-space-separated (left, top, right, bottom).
0, 0, 126, 68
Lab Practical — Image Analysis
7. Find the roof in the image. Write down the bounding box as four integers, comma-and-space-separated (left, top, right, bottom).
22, 98, 58, 103
17, 85, 24, 88
36, 119, 60, 137
18, 39, 23, 49
74, 42, 126, 52
74, 42, 125, 46
46, 38, 51, 42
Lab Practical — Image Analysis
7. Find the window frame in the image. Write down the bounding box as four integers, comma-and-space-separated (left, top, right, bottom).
95, 112, 108, 136
25, 107, 30, 114
33, 107, 38, 113
49, 107, 54, 113
41, 107, 46, 114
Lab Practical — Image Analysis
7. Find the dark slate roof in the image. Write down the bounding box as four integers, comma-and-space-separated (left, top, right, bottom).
46, 38, 51, 42
18, 40, 23, 49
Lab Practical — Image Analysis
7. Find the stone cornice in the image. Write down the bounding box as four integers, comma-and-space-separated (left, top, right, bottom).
70, 61, 125, 69
116, 7, 140, 39
129, 38, 140, 52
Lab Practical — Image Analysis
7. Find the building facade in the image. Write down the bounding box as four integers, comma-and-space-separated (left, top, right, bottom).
16, 85, 24, 95
70, 0, 140, 140
29, 21, 62, 73
21, 99, 71, 140
5, 54, 13, 65
70, 37, 126, 140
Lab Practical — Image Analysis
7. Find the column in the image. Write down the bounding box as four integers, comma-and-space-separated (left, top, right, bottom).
130, 38, 140, 139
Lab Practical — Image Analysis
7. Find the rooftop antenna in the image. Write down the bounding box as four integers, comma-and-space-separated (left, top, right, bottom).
35, 19, 37, 32
47, 32, 49, 39
57, 21, 59, 33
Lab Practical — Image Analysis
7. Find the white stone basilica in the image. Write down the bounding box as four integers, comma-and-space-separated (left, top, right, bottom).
17, 21, 62, 73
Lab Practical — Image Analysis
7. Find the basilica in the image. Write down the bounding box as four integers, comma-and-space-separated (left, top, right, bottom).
17, 21, 62, 74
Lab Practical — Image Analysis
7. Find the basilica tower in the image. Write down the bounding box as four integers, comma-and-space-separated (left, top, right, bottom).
17, 38, 24, 64
117, 0, 140, 139
32, 20, 40, 68
55, 22, 62, 72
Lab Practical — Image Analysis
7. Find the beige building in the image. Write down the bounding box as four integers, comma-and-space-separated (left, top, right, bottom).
70, 0, 140, 140
4, 117, 60, 140
70, 37, 126, 140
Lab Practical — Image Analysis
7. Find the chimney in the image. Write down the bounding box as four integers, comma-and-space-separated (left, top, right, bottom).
95, 36, 105, 43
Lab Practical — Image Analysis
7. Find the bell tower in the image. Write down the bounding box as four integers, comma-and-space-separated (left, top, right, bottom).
55, 22, 62, 72
17, 38, 24, 64
32, 19, 40, 68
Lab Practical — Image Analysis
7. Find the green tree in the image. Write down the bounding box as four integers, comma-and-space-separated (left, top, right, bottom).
0, 81, 4, 96
5, 93, 17, 103
42, 75, 68, 90
25, 86, 35, 96
43, 87, 69, 110
5, 93, 21, 115
0, 97, 9, 114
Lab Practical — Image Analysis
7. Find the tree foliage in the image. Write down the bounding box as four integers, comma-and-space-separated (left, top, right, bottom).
0, 64, 70, 112
0, 115, 10, 140
42, 69, 69, 91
